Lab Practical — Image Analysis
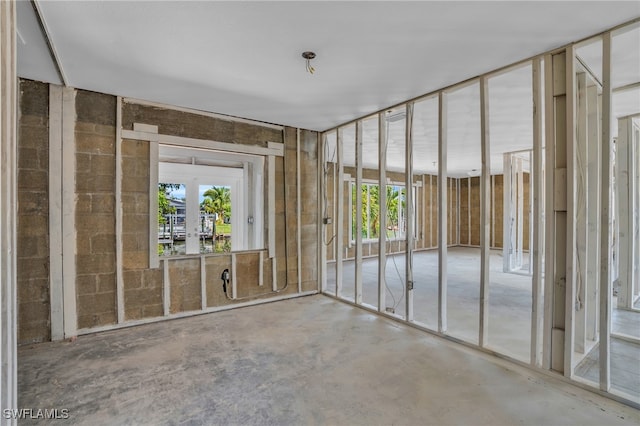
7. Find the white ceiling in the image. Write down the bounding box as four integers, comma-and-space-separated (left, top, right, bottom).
16, 1, 639, 134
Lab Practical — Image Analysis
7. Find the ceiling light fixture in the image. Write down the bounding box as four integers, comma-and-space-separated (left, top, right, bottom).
302, 51, 316, 74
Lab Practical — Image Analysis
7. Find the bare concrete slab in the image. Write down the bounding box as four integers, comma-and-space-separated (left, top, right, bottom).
18, 295, 639, 425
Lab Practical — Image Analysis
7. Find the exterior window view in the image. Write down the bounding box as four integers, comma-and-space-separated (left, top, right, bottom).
158, 183, 232, 255
351, 184, 408, 241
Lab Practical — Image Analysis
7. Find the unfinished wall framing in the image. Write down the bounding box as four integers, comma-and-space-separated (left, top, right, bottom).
320, 18, 640, 407
15, 85, 319, 342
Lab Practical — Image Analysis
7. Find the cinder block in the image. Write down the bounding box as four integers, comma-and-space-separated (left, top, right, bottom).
75, 133, 115, 155
91, 193, 114, 213
17, 278, 49, 303
75, 193, 92, 213
143, 269, 163, 289
92, 174, 116, 193
97, 273, 116, 293
123, 214, 148, 233
122, 251, 148, 270
123, 269, 144, 290
77, 314, 98, 329
75, 152, 92, 174
141, 304, 164, 318
18, 147, 40, 169
91, 154, 115, 176
74, 232, 90, 254
18, 169, 48, 190
92, 291, 116, 314
18, 124, 48, 149
19, 300, 50, 324
19, 80, 49, 116
16, 236, 47, 259
75, 122, 115, 138
76, 214, 113, 235
124, 306, 143, 321
97, 311, 117, 325
76, 274, 97, 296
76, 90, 116, 126
18, 322, 49, 345
121, 176, 148, 193
121, 156, 137, 177
91, 234, 115, 254
75, 253, 115, 275
17, 257, 48, 280
18, 190, 48, 215
121, 140, 148, 157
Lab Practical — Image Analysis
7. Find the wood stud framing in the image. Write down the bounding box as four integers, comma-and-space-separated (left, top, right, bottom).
575, 72, 588, 354
542, 53, 555, 371
48, 86, 64, 340
479, 76, 490, 347
355, 122, 364, 304
319, 134, 326, 292
531, 57, 544, 367
405, 102, 414, 321
599, 31, 612, 392
297, 129, 302, 294
378, 113, 387, 312
438, 92, 448, 333
336, 127, 344, 298
564, 45, 577, 377
1, 0, 18, 412
585, 80, 601, 344
61, 87, 77, 339
316, 19, 640, 408
106, 107, 301, 329
115, 97, 125, 323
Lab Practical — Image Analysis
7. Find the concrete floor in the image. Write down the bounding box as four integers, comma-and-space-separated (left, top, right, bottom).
328, 248, 533, 361
327, 246, 640, 398
19, 295, 639, 425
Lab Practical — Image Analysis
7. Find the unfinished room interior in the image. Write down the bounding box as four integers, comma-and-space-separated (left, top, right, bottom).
1, 1, 639, 424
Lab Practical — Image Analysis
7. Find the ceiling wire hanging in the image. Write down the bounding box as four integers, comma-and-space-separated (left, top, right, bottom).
302, 51, 316, 74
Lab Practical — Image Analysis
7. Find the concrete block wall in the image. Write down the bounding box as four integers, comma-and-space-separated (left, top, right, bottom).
17, 80, 50, 344
121, 139, 164, 320
122, 103, 281, 148
469, 177, 481, 246
522, 173, 531, 251
169, 258, 201, 313
324, 162, 336, 262
427, 176, 439, 248
299, 130, 319, 291
492, 175, 504, 248
205, 255, 233, 306
16, 78, 319, 341
75, 90, 117, 329
448, 178, 459, 246
489, 174, 530, 251
457, 176, 486, 247
120, 102, 316, 305
419, 175, 438, 249
459, 179, 470, 245
456, 175, 530, 250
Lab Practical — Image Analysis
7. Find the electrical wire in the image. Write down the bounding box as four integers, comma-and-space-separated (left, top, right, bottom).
323, 134, 338, 247
381, 115, 406, 311
223, 130, 293, 301
306, 58, 315, 74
